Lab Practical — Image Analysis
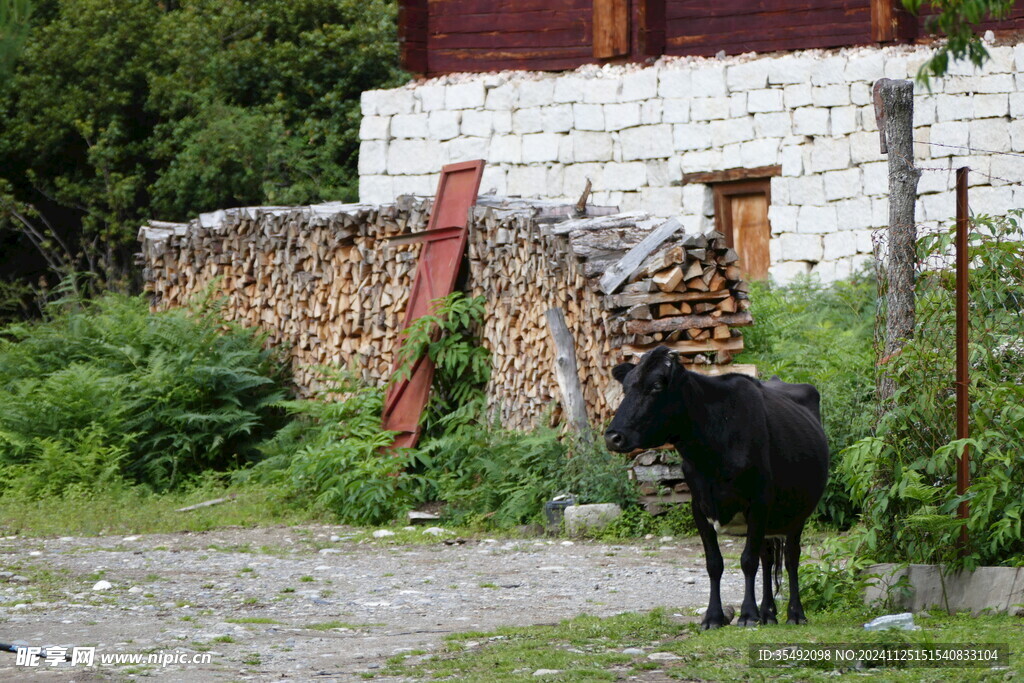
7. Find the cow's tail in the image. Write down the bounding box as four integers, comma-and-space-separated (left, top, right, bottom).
768, 537, 785, 598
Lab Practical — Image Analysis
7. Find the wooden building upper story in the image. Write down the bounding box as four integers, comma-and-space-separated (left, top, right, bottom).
400, 0, 1024, 76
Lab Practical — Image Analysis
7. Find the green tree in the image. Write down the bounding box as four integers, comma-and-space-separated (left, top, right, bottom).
903, 0, 1016, 84
0, 0, 32, 79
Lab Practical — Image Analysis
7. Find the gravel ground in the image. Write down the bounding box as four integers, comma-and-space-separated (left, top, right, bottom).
0, 525, 745, 681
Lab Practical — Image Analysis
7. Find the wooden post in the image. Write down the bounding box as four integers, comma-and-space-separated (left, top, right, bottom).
955, 166, 970, 554
545, 308, 591, 441
873, 78, 921, 401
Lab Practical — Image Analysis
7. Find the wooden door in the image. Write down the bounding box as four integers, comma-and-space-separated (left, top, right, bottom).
712, 179, 771, 280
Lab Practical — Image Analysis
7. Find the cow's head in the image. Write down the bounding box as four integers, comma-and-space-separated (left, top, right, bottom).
604, 346, 683, 452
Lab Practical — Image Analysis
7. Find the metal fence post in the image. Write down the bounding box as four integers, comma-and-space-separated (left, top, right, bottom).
955, 166, 970, 554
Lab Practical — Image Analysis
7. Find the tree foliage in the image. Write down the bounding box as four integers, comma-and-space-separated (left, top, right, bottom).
0, 0, 404, 302
903, 0, 1016, 85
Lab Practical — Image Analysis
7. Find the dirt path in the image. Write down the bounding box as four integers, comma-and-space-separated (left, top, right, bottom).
0, 525, 746, 681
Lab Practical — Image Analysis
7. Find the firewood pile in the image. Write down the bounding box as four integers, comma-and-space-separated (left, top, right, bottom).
629, 449, 691, 514
138, 197, 755, 431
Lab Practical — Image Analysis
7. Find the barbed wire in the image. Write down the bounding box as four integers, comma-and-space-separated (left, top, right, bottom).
912, 139, 1024, 160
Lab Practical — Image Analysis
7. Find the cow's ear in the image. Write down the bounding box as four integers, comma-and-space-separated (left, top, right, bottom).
612, 362, 635, 384
665, 350, 680, 367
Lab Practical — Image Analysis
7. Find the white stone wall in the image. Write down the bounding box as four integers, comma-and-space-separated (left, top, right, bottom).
360, 42, 1024, 282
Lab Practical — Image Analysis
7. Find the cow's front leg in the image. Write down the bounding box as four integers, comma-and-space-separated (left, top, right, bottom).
691, 501, 729, 630
759, 540, 778, 625
785, 527, 808, 625
737, 507, 767, 627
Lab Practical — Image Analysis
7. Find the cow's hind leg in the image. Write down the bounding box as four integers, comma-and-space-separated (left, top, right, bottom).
759, 539, 779, 624
692, 502, 729, 630
737, 518, 766, 627
785, 527, 808, 625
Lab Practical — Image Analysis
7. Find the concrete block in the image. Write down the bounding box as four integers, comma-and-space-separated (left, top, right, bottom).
796, 205, 837, 235
691, 64, 728, 97
620, 125, 673, 161
808, 138, 851, 172
754, 112, 791, 139
830, 106, 857, 135
391, 113, 428, 139
865, 564, 1024, 616
518, 78, 555, 109
446, 81, 485, 109
564, 504, 622, 536
770, 260, 811, 283
822, 168, 861, 201
793, 107, 829, 136
359, 115, 390, 140
493, 111, 512, 134
823, 230, 859, 260
573, 131, 615, 163
605, 103, 641, 131
456, 110, 490, 137
541, 104, 573, 133
663, 98, 690, 124
641, 99, 663, 125
428, 111, 461, 140
583, 78, 622, 104
727, 61, 769, 91
741, 138, 780, 167
641, 186, 684, 218
747, 88, 784, 113
489, 135, 522, 164
512, 108, 544, 135
659, 68, 692, 98
812, 84, 850, 107
485, 83, 517, 110
522, 133, 562, 163
387, 139, 439, 175
811, 56, 847, 85
620, 69, 658, 101
506, 165, 548, 197
359, 174, 394, 204
553, 76, 585, 103
710, 118, 754, 147
691, 97, 730, 121
417, 84, 446, 111
780, 233, 823, 262
600, 161, 647, 191
844, 52, 884, 82
783, 83, 813, 109
970, 119, 1011, 152
766, 54, 814, 85
574, 103, 605, 131
358, 141, 388, 175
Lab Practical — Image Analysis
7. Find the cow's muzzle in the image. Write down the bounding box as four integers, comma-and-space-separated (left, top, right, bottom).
604, 429, 629, 452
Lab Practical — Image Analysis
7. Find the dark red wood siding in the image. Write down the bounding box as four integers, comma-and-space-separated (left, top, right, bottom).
664, 0, 873, 57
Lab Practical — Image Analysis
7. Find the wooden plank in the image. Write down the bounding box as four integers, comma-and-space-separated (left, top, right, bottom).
623, 311, 753, 335
593, 0, 630, 58
545, 308, 591, 439
634, 0, 666, 58
621, 336, 744, 357
599, 217, 682, 294
604, 288, 730, 309
681, 165, 782, 185
399, 0, 429, 73
690, 363, 758, 378
871, 0, 896, 42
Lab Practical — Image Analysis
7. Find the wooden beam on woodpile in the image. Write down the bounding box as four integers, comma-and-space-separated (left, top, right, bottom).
623, 311, 753, 335
599, 217, 683, 294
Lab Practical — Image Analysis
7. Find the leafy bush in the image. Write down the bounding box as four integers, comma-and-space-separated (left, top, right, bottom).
738, 274, 876, 528
0, 292, 287, 494
843, 211, 1024, 569
596, 504, 696, 541
797, 535, 878, 615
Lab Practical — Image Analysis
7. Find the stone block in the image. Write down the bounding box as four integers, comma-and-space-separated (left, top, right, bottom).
485, 83, 517, 110
929, 120, 969, 156
823, 230, 859, 260
358, 141, 388, 175
506, 165, 548, 197
727, 61, 769, 91
855, 229, 874, 253
574, 103, 605, 131
729, 92, 748, 118
766, 54, 814, 84
583, 78, 622, 104
883, 55, 909, 80
374, 88, 416, 116
721, 142, 742, 169
512, 108, 544, 135
387, 139, 439, 175
710, 118, 754, 147
646, 159, 673, 187
974, 74, 1015, 93
849, 131, 884, 164
971, 185, 1015, 216
553, 76, 585, 103
812, 84, 850, 107
691, 64, 728, 97
605, 103, 641, 131
844, 52, 884, 82
754, 112, 791, 139
641, 99, 663, 125
557, 135, 574, 164
480, 166, 507, 196
541, 104, 573, 133
391, 113, 429, 139
359, 115, 390, 140
920, 191, 955, 223
918, 162, 952, 194
620, 125, 673, 161
830, 106, 857, 135
428, 111, 460, 140
767, 205, 797, 233
682, 184, 714, 215
545, 164, 565, 196
787, 175, 825, 205
974, 94, 1009, 118
360, 89, 380, 116
493, 111, 513, 134
522, 133, 562, 163
489, 135, 522, 164
936, 94, 973, 121
808, 138, 851, 172
810, 260, 839, 283
992, 154, 1024, 184
770, 260, 811, 284
446, 81, 485, 109
793, 107, 829, 136
663, 98, 690, 124
780, 144, 803, 176
564, 504, 622, 536
769, 175, 789, 204
872, 197, 889, 226
970, 119, 1010, 152
811, 56, 847, 85
518, 78, 555, 108
393, 174, 435, 197
445, 137, 489, 165
865, 564, 1024, 616
691, 97, 730, 121
783, 83, 813, 109
679, 148, 723, 173
659, 68, 692, 98
796, 205, 837, 235
620, 69, 658, 101
641, 186, 684, 218
822, 168, 861, 201
1010, 92, 1024, 119
850, 81, 873, 106
780, 232, 823, 261
573, 131, 615, 163
747, 88, 784, 113
417, 84, 446, 111
358, 175, 393, 204
460, 110, 492, 137
600, 161, 647, 191
741, 138, 780, 167
563, 163, 603, 196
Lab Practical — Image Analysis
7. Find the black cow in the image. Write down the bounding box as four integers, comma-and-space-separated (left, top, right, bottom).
605, 347, 829, 630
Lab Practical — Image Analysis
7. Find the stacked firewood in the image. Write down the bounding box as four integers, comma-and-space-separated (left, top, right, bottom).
629, 449, 691, 514
604, 230, 752, 365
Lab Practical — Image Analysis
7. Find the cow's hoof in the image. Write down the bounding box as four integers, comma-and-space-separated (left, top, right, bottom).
737, 615, 760, 627
786, 616, 808, 625
700, 619, 726, 631
760, 613, 778, 625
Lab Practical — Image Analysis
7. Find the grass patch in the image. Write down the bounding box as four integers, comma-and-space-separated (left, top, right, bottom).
381, 609, 1024, 682
226, 617, 282, 625
304, 621, 369, 631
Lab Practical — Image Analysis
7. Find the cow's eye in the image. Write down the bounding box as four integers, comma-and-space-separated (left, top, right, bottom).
652, 381, 664, 393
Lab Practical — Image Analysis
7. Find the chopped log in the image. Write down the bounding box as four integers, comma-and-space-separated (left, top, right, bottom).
652, 265, 684, 292
604, 288, 730, 309
657, 303, 681, 317
626, 304, 653, 320
621, 336, 744, 357
599, 217, 683, 294
712, 325, 731, 339
623, 311, 754, 335
717, 297, 737, 313
685, 277, 709, 292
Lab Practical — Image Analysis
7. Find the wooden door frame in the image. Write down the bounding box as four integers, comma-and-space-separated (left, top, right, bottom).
711, 178, 771, 252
